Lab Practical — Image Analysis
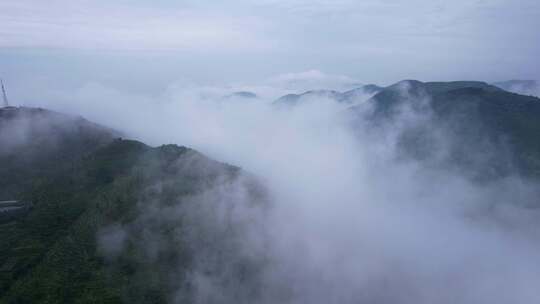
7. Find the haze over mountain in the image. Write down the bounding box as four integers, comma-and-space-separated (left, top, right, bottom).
492, 80, 539, 97
273, 84, 383, 107
1, 0, 540, 303
222, 91, 259, 101
353, 80, 540, 180
2, 77, 540, 303
0, 107, 267, 303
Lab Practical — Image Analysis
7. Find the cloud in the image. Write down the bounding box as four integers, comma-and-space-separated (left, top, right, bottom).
0, 0, 273, 51
1, 0, 539, 83
23, 76, 540, 303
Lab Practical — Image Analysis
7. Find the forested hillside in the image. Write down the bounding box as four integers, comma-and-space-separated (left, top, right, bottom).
0, 108, 266, 304
351, 81, 540, 181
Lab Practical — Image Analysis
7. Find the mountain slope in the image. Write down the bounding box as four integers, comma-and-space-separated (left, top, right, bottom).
0, 108, 266, 304
273, 84, 382, 107
273, 90, 342, 107
351, 80, 540, 180
492, 80, 539, 96
224, 91, 258, 99
0, 107, 117, 199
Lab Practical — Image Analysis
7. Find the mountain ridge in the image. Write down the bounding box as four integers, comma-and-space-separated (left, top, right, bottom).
0, 106, 263, 303
351, 80, 540, 180
273, 84, 383, 107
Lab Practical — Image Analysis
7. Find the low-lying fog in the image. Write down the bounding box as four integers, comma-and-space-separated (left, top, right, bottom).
19, 78, 540, 303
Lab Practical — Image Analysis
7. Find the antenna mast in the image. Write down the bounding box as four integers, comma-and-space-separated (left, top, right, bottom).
1, 79, 8, 107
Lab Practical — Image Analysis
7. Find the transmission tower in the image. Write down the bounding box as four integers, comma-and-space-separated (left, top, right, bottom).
1, 79, 8, 107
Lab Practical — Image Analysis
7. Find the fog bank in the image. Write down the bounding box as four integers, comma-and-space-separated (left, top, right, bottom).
24, 80, 540, 303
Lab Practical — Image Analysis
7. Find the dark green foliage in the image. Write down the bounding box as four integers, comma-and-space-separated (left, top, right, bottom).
0, 108, 257, 303
356, 80, 540, 180
0, 107, 116, 199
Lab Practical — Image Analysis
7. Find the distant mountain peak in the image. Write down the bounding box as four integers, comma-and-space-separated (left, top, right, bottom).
225, 91, 258, 99
274, 85, 382, 107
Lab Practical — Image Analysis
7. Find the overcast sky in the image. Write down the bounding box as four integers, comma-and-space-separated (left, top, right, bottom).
0, 0, 539, 96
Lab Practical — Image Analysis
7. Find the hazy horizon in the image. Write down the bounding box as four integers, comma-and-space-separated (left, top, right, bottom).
1, 0, 539, 101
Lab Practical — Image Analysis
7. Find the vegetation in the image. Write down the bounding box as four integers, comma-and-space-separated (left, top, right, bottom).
0, 108, 257, 303
359, 81, 540, 180
2, 80, 540, 303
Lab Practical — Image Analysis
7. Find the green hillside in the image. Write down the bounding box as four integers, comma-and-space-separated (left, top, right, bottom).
0, 108, 265, 304
354, 81, 540, 180
3, 83, 540, 302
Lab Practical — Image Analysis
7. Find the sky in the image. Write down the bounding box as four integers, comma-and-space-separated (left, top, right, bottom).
0, 0, 539, 98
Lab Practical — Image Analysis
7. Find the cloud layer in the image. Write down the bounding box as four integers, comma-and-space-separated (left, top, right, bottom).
20, 76, 540, 303
1, 0, 539, 82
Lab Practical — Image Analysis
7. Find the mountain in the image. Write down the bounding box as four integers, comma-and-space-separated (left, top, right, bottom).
3, 82, 540, 302
223, 91, 258, 100
492, 80, 539, 96
0, 107, 266, 303
0, 107, 118, 199
352, 80, 540, 180
273, 89, 342, 107
360, 84, 384, 94
273, 84, 383, 107
340, 84, 384, 102
360, 80, 503, 116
